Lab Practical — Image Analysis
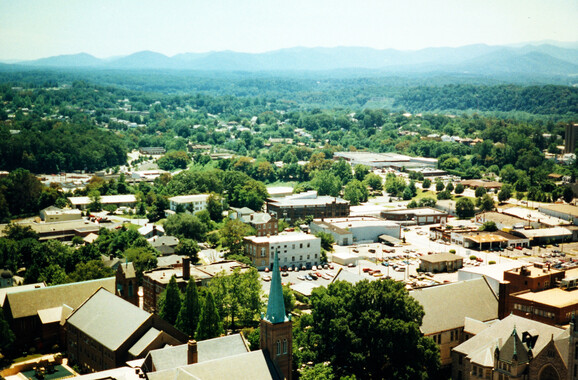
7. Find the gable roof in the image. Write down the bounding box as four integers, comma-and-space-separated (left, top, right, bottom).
145, 334, 249, 372
5, 277, 115, 319
0, 282, 45, 307
66, 288, 151, 351
453, 314, 565, 368
410, 277, 498, 335
147, 350, 281, 380
499, 328, 530, 364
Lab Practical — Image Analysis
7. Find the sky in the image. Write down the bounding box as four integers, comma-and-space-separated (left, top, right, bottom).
0, 0, 577, 61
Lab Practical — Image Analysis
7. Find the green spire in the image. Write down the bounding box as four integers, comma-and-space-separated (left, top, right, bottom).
264, 251, 287, 324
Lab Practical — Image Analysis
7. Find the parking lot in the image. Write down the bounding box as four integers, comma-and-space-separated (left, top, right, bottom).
259, 224, 578, 296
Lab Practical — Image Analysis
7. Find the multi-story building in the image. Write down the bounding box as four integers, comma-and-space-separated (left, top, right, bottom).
410, 277, 498, 367
244, 232, 321, 270
230, 207, 278, 236
142, 260, 250, 313
452, 314, 568, 380
266, 191, 349, 222
66, 288, 186, 372
168, 194, 210, 214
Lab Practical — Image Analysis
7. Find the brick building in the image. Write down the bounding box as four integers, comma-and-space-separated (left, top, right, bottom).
266, 191, 349, 222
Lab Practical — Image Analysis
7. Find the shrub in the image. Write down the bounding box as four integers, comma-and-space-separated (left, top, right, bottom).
489, 261, 496, 265
469, 255, 477, 260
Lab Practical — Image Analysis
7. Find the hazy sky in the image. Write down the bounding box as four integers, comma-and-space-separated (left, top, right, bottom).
1, 0, 577, 60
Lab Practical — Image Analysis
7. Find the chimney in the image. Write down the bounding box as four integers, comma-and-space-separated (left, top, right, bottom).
187, 340, 198, 364
183, 257, 190, 280
152, 225, 157, 236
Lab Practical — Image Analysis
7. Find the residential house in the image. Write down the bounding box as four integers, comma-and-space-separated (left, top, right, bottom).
419, 252, 463, 273
230, 207, 278, 237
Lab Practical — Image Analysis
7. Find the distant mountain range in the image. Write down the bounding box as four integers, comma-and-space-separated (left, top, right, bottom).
6, 43, 578, 76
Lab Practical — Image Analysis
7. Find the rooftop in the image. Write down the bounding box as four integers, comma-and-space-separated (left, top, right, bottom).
540, 204, 578, 218
513, 287, 578, 308
453, 314, 564, 367
513, 227, 572, 239
67, 288, 151, 351
420, 252, 463, 263
244, 232, 320, 244
410, 277, 498, 335
5, 277, 115, 319
320, 216, 399, 229
382, 207, 447, 216
68, 194, 137, 206
505, 263, 562, 279
169, 194, 210, 203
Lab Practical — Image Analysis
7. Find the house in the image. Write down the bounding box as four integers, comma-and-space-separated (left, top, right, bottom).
168, 194, 210, 214
451, 314, 568, 380
39, 206, 82, 222
266, 191, 350, 221
138, 224, 165, 239
243, 232, 321, 271
410, 277, 498, 366
3, 277, 115, 350
66, 288, 187, 372
419, 252, 463, 273
149, 235, 180, 256
230, 207, 278, 237
309, 216, 400, 245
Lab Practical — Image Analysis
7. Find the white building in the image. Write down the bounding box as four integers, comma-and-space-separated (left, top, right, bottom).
68, 194, 137, 210
309, 216, 400, 245
168, 194, 210, 214
40, 206, 82, 222
243, 232, 321, 270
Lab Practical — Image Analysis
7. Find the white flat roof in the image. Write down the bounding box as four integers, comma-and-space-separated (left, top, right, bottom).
245, 232, 319, 244
317, 217, 399, 229
169, 194, 210, 203
68, 194, 137, 206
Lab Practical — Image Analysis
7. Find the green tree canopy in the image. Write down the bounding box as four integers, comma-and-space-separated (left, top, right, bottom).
456, 197, 475, 219
310, 170, 342, 197
158, 275, 182, 325
164, 213, 208, 241
315, 231, 335, 252
196, 290, 224, 340
175, 278, 202, 338
343, 179, 369, 205
295, 279, 439, 379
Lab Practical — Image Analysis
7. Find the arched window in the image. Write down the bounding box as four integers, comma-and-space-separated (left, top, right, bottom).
128, 281, 133, 297
539, 364, 560, 380
276, 340, 281, 356
283, 339, 288, 354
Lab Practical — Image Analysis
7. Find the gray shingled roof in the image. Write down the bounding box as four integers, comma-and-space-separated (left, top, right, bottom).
410, 277, 498, 335
453, 314, 565, 368
66, 288, 151, 351
146, 333, 249, 372
5, 277, 115, 319
147, 350, 281, 380
129, 327, 161, 357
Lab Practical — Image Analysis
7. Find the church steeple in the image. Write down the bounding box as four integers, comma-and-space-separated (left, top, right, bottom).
265, 251, 288, 324
260, 251, 293, 380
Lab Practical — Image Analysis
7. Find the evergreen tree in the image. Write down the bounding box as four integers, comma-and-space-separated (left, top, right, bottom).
158, 275, 182, 325
0, 307, 15, 353
197, 291, 223, 340
175, 278, 201, 337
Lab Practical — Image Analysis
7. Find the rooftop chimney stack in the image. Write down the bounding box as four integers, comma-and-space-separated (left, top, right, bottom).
187, 340, 198, 364
183, 257, 190, 280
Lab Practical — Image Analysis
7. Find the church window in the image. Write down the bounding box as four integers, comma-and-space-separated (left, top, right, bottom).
283, 339, 288, 354
276, 340, 281, 355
